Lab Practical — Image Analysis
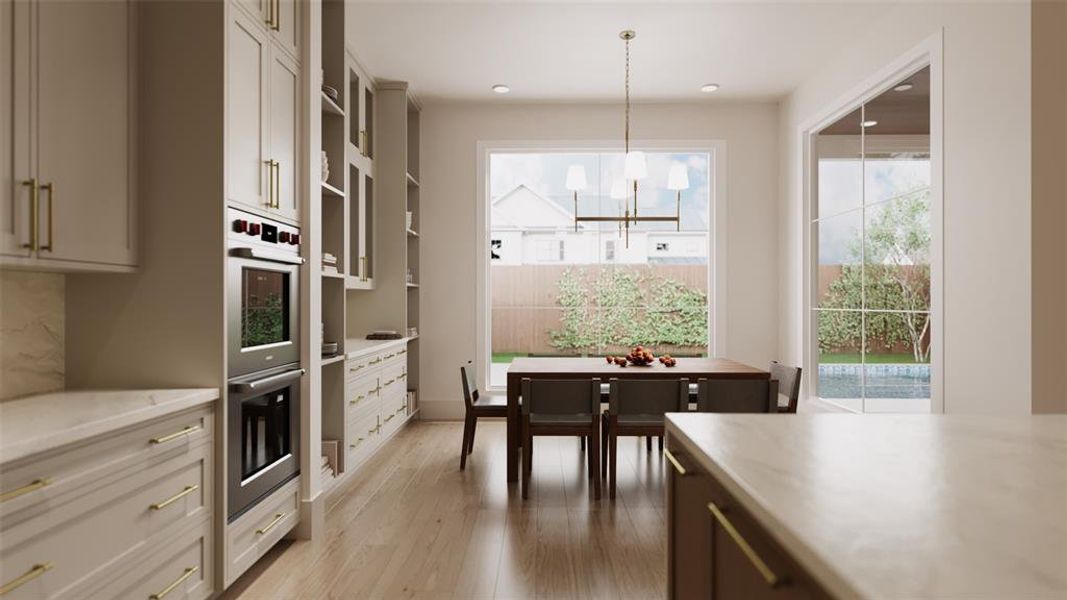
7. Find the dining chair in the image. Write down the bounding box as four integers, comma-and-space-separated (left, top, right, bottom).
459, 361, 507, 470
520, 378, 601, 499
696, 378, 779, 413
770, 361, 802, 413
602, 378, 689, 500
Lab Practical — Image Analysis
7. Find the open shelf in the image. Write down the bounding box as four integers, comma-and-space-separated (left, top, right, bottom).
321, 270, 344, 280
321, 91, 344, 117
321, 180, 344, 198
321, 353, 346, 366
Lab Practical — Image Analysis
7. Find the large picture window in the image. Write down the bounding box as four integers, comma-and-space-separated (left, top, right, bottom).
812, 66, 932, 413
488, 150, 712, 388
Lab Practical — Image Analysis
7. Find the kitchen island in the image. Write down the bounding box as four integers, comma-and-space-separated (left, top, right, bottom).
664, 413, 1067, 599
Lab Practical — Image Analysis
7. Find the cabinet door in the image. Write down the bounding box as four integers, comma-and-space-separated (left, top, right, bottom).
36, 0, 133, 267
667, 448, 714, 599
268, 48, 299, 222
0, 0, 32, 258
272, 0, 299, 61
233, 0, 268, 27
227, 9, 270, 214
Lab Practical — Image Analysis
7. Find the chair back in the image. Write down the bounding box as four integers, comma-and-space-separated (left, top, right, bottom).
459, 362, 479, 410
696, 379, 778, 413
608, 378, 689, 416
770, 361, 802, 413
521, 378, 600, 417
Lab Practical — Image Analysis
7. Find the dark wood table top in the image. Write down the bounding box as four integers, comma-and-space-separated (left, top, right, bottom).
506, 357, 769, 380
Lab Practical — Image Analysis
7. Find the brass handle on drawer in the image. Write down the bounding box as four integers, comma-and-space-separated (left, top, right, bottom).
148, 566, 198, 600
271, 0, 280, 31
384, 378, 395, 387
383, 414, 395, 423
272, 160, 281, 208
149, 485, 199, 511
663, 448, 688, 476
369, 357, 382, 365
0, 478, 51, 503
350, 394, 365, 405
38, 182, 53, 252
256, 512, 287, 535
371, 385, 381, 395
350, 437, 364, 448
360, 130, 368, 156
349, 364, 365, 372
398, 349, 407, 355
20, 179, 38, 251
360, 256, 368, 281
384, 353, 395, 360
0, 562, 54, 595
150, 425, 201, 445
707, 502, 781, 587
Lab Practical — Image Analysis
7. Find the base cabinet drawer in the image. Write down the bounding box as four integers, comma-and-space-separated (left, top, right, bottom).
346, 412, 380, 470
86, 518, 212, 600
665, 443, 827, 600
225, 477, 300, 587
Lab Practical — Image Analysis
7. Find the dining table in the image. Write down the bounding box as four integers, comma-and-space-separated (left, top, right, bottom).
504, 356, 770, 482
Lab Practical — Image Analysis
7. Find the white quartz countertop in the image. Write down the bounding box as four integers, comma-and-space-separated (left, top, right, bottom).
665, 413, 1067, 599
0, 388, 219, 465
345, 336, 413, 360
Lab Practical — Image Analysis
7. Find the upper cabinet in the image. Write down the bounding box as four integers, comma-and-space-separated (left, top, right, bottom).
0, 0, 136, 271
232, 0, 299, 62
227, 3, 302, 224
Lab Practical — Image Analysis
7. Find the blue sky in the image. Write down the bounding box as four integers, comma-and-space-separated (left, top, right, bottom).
490, 151, 711, 231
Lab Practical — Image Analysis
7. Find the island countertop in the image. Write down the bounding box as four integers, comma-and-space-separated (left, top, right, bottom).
664, 413, 1067, 599
0, 388, 219, 465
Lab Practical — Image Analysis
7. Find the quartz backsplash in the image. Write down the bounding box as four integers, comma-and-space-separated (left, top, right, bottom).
0, 270, 65, 400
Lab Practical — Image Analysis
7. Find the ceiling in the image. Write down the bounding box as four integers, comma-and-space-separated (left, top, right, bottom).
345, 1, 898, 103
821, 66, 931, 135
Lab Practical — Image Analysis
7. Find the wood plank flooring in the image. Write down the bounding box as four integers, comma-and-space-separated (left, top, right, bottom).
224, 420, 667, 599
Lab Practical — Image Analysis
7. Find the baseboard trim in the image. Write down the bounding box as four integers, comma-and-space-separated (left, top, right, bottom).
418, 399, 466, 421
292, 490, 324, 540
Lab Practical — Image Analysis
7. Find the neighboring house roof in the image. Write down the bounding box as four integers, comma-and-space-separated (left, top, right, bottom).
491, 185, 583, 230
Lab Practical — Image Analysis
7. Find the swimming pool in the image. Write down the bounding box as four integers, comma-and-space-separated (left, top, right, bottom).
818, 363, 930, 399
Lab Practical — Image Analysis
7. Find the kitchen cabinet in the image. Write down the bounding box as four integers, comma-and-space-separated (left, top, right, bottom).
227, 5, 301, 224
346, 60, 375, 288
1, 0, 136, 271
231, 0, 299, 63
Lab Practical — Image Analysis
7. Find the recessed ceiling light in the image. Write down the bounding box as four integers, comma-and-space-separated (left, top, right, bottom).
893, 83, 914, 92
700, 83, 720, 93
491, 84, 510, 94
862, 120, 879, 128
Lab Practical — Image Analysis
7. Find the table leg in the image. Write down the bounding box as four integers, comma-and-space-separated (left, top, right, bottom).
507, 373, 519, 482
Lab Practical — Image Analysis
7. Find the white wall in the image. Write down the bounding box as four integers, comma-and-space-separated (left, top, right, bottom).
420, 101, 779, 419
778, 2, 1033, 413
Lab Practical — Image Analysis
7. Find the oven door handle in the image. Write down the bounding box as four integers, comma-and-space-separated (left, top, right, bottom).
230, 368, 306, 394
230, 247, 306, 265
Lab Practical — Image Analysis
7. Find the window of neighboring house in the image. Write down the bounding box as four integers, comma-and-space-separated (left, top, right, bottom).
487, 150, 713, 388
811, 65, 933, 414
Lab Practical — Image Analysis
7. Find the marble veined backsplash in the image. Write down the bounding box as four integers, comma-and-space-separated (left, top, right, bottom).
0, 270, 64, 400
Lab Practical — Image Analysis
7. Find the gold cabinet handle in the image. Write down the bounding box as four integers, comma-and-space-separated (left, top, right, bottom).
359, 130, 368, 156
370, 386, 381, 395
272, 160, 281, 208
0, 562, 55, 596
271, 0, 280, 31
20, 179, 38, 251
707, 502, 781, 587
349, 364, 365, 372
256, 512, 287, 535
349, 437, 364, 449
383, 414, 395, 423
384, 378, 395, 387
398, 349, 407, 355
384, 353, 395, 360
38, 182, 53, 251
369, 357, 382, 365
149, 566, 198, 600
367, 427, 377, 435
359, 256, 367, 281
264, 160, 279, 208
149, 485, 199, 511
150, 425, 201, 445
663, 448, 688, 476
0, 478, 51, 503
349, 394, 365, 405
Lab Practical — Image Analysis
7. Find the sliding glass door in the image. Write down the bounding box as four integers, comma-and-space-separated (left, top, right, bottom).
812, 67, 932, 413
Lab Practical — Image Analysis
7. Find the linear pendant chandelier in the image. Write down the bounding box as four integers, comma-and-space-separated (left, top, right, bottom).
569, 29, 682, 247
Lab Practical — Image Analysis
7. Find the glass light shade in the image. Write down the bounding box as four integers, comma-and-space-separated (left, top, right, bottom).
565, 165, 588, 191
609, 178, 627, 199
667, 164, 690, 190
623, 151, 647, 181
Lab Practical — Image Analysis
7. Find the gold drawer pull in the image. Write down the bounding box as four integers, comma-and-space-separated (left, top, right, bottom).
398, 349, 407, 355
369, 357, 382, 365
663, 448, 688, 476
0, 478, 51, 503
367, 426, 377, 435
383, 414, 395, 423
384, 378, 395, 387
371, 386, 381, 395
149, 566, 198, 600
0, 562, 54, 595
149, 485, 199, 511
350, 394, 365, 405
384, 353, 395, 360
350, 437, 365, 449
150, 425, 201, 445
349, 364, 365, 372
395, 406, 405, 415
707, 502, 780, 587
256, 512, 287, 536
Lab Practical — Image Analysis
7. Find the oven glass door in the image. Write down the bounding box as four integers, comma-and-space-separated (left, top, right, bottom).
241, 266, 291, 350
239, 385, 293, 481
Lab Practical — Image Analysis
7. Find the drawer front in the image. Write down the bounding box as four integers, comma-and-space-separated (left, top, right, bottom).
379, 363, 406, 399
346, 412, 381, 470
664, 445, 714, 600
379, 346, 406, 371
0, 443, 211, 599
345, 353, 379, 380
86, 518, 212, 600
0, 407, 213, 524
346, 376, 381, 425
226, 476, 300, 587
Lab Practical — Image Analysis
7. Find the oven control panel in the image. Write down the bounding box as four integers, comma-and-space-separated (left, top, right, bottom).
228, 207, 300, 254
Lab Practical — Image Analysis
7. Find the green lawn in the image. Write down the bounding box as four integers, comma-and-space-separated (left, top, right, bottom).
491, 352, 525, 364
820, 352, 924, 364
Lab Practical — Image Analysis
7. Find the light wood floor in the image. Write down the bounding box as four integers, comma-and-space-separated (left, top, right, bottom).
225, 420, 667, 599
